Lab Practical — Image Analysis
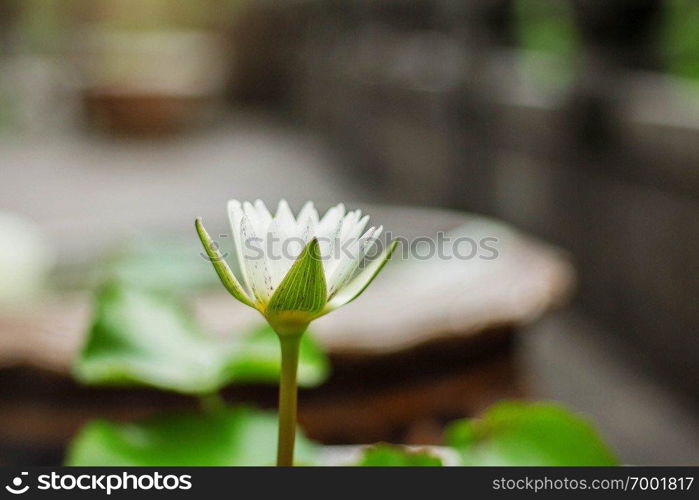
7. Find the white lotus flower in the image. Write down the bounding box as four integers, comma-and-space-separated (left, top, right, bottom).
196, 200, 397, 335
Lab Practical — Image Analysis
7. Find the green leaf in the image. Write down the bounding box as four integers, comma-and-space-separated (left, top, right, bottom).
65, 406, 319, 466
228, 323, 329, 387
445, 401, 618, 466
355, 444, 443, 466
73, 282, 329, 394
267, 238, 327, 326
195, 218, 254, 308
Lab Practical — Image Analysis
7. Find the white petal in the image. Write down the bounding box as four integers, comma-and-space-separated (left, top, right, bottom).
297, 212, 316, 244
318, 203, 345, 235
296, 201, 319, 235
341, 212, 369, 245
349, 215, 370, 240
244, 201, 274, 275
254, 199, 272, 231
316, 204, 345, 265
370, 225, 383, 246
227, 200, 252, 293
275, 199, 297, 237
240, 214, 273, 304
327, 226, 380, 297
325, 239, 398, 310
326, 212, 354, 275
328, 213, 370, 276
243, 201, 266, 237
266, 218, 295, 287
338, 210, 362, 241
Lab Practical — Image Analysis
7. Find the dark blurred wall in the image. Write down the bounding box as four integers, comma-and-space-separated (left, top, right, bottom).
231, 0, 699, 395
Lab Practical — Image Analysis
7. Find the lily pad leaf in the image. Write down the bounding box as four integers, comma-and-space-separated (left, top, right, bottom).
355, 444, 443, 466
73, 282, 329, 394
228, 323, 329, 387
65, 406, 318, 466
445, 401, 618, 466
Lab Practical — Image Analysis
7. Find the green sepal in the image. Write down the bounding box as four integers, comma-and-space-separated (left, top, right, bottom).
266, 238, 327, 332
195, 218, 253, 308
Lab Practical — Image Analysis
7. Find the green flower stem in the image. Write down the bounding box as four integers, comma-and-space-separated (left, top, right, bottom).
276, 332, 303, 466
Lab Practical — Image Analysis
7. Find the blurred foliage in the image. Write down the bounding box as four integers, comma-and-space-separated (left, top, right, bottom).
233, 323, 328, 386
0, 212, 53, 304
100, 236, 220, 293
82, 0, 241, 32
66, 406, 318, 466
355, 444, 443, 466
12, 0, 67, 53
445, 401, 618, 466
73, 281, 329, 394
515, 0, 578, 57
514, 0, 579, 88
662, 0, 699, 81
65, 395, 618, 466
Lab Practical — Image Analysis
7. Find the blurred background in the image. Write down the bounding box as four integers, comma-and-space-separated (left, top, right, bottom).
1, 0, 698, 465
